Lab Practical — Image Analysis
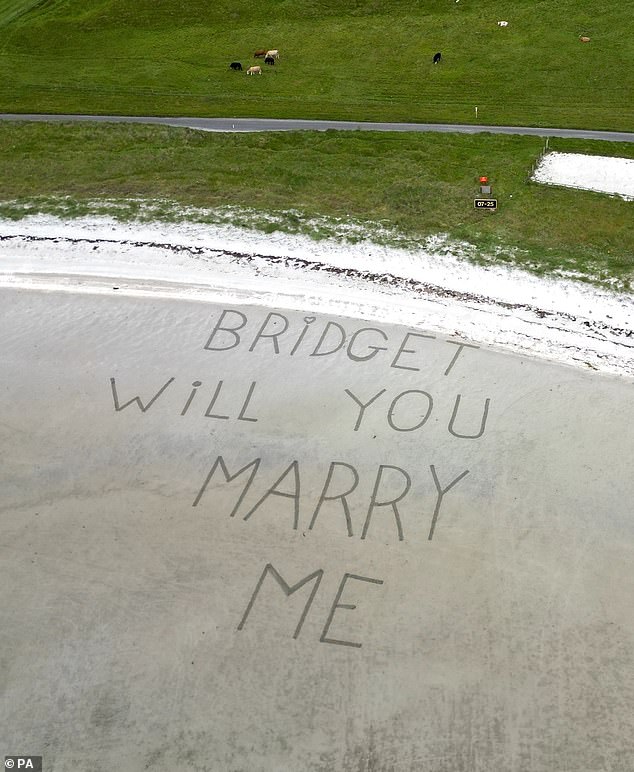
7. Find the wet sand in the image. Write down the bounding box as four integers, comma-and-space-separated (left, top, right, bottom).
2, 215, 633, 378
1, 287, 634, 771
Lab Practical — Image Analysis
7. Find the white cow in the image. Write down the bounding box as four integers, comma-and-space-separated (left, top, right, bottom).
265, 49, 279, 59
247, 66, 262, 75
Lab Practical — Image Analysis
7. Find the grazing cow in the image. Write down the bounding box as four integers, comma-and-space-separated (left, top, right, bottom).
264, 55, 275, 65
497, 20, 508, 27
229, 61, 243, 71
580, 36, 590, 42
247, 65, 262, 75
266, 49, 279, 59
433, 52, 442, 64
254, 49, 267, 58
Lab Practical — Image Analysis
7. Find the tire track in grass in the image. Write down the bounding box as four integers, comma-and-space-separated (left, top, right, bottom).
0, 0, 50, 28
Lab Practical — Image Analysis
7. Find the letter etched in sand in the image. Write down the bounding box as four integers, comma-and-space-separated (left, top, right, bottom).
181, 380, 203, 415
443, 341, 480, 375
203, 380, 259, 422
237, 563, 324, 639
361, 465, 411, 541
204, 309, 248, 351
427, 465, 470, 540
391, 332, 435, 372
387, 390, 434, 432
110, 376, 175, 412
448, 394, 491, 439
242, 460, 301, 530
290, 316, 317, 355
320, 573, 384, 648
238, 565, 383, 647
248, 312, 289, 353
344, 388, 386, 431
192, 455, 261, 514
310, 321, 346, 357
309, 461, 359, 537
346, 327, 388, 362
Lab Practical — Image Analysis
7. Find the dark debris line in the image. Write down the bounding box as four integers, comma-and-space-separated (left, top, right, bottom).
2, 232, 632, 346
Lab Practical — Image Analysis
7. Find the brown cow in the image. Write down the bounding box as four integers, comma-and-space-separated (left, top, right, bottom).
254, 49, 267, 57
247, 66, 262, 75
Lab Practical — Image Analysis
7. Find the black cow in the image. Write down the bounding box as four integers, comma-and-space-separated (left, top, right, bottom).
230, 61, 243, 71
264, 55, 275, 66
433, 52, 442, 64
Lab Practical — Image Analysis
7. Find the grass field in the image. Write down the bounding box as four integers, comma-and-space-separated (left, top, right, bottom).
1, 121, 633, 289
1, 2, 632, 290
1, 0, 633, 129
0, 0, 40, 27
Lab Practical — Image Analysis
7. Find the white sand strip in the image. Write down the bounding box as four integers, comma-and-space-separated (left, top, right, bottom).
532, 152, 634, 200
1, 214, 633, 378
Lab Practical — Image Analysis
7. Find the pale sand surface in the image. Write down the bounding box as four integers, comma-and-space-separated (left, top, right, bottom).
1, 284, 634, 772
2, 215, 633, 377
532, 152, 634, 200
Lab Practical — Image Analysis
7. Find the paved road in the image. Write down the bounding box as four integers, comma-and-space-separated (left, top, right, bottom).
2, 113, 634, 142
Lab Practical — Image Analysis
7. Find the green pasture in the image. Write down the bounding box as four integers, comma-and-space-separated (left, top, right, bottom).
0, 0, 633, 129
1, 121, 632, 289
0, 0, 39, 27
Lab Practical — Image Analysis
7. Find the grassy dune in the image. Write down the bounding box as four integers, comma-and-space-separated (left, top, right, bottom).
1, 0, 633, 129
1, 121, 633, 289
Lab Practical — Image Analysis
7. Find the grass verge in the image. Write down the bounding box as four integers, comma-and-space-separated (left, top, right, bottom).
0, 121, 633, 289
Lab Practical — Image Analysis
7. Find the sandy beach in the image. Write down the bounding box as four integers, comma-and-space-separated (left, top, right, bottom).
1, 215, 633, 377
2, 215, 634, 770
